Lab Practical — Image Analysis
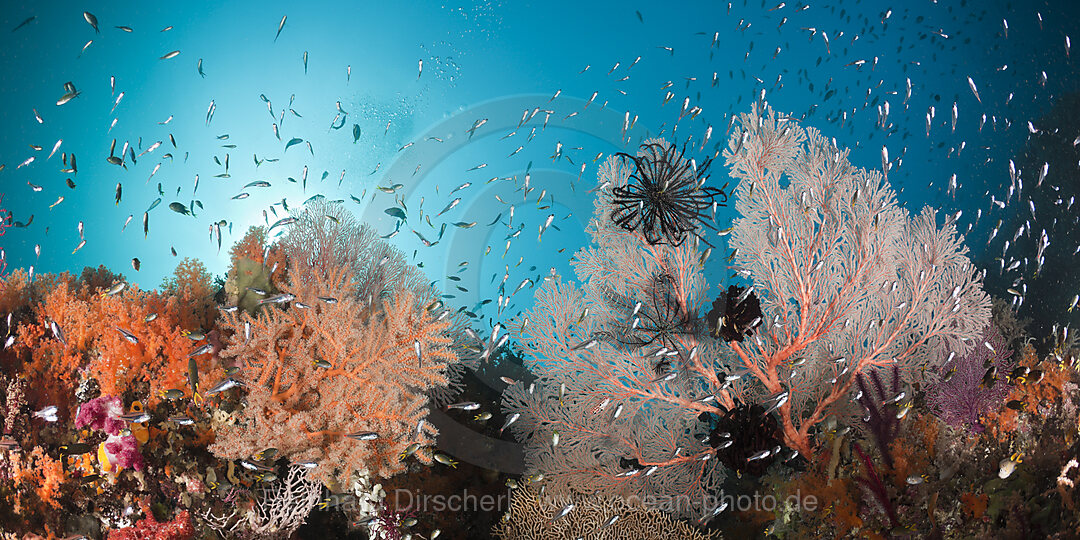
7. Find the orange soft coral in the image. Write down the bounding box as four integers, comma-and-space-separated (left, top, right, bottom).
983, 346, 1072, 442
228, 226, 286, 286
15, 279, 96, 413
229, 226, 269, 266
210, 265, 458, 489
888, 413, 939, 488
961, 492, 989, 520
786, 462, 863, 536
9, 446, 67, 512
0, 268, 31, 316
15, 278, 222, 410
88, 287, 222, 406
160, 257, 218, 331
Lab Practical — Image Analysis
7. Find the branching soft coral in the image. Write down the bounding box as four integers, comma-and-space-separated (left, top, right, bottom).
77, 265, 126, 300
75, 395, 125, 435
210, 265, 457, 489
982, 345, 1070, 442
0, 267, 30, 316
160, 257, 218, 330
9, 446, 67, 513
14, 279, 221, 410
225, 226, 286, 315
14, 279, 95, 414
84, 286, 218, 405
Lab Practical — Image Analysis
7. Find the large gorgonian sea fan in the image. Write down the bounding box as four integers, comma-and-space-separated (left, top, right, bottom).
501, 152, 728, 519
611, 140, 728, 247
927, 324, 1013, 432
718, 103, 992, 456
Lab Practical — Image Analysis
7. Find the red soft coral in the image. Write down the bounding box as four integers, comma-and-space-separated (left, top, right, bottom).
108, 499, 193, 540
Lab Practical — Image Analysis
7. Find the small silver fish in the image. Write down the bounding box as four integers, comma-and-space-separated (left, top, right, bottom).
187, 343, 213, 358
747, 449, 772, 462
33, 406, 58, 422
498, 413, 520, 434
346, 431, 379, 441
258, 293, 296, 305
119, 411, 151, 423
204, 378, 240, 395
115, 327, 138, 344
549, 503, 575, 522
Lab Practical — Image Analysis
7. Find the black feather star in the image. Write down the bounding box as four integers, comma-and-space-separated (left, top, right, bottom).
699, 401, 788, 477
705, 285, 762, 342
611, 140, 728, 247
608, 273, 701, 351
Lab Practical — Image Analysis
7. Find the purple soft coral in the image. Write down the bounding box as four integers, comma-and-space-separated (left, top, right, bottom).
927, 325, 1013, 432
74, 395, 125, 435
104, 433, 145, 471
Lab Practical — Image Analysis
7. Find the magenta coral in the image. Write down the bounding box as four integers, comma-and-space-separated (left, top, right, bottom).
75, 395, 125, 436
927, 325, 1013, 432
104, 433, 145, 471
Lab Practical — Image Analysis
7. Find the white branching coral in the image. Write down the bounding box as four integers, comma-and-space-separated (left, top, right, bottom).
201, 465, 322, 539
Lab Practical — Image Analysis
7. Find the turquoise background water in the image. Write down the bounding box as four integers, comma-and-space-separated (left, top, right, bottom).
1, 0, 1078, 323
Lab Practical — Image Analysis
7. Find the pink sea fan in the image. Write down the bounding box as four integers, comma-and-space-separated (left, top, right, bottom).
75, 395, 125, 435
104, 433, 145, 471
927, 325, 1013, 432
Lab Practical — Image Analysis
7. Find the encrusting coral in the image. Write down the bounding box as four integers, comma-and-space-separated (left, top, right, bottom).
493, 485, 722, 540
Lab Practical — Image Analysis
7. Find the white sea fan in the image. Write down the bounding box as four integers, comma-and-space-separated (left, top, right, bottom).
721, 102, 991, 449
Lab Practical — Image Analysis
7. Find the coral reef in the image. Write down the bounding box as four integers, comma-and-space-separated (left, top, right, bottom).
0, 104, 1076, 540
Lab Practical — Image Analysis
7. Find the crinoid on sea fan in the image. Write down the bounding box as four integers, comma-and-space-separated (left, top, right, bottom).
705, 285, 762, 342
611, 139, 728, 247
699, 401, 785, 477
607, 272, 702, 351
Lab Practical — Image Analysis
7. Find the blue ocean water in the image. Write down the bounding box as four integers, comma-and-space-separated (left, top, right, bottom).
4, 0, 1076, 314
